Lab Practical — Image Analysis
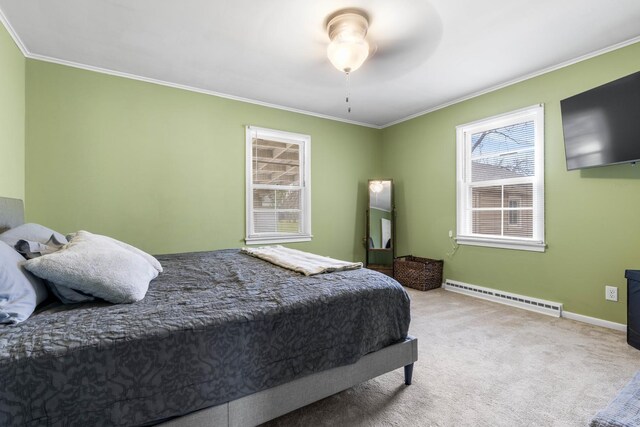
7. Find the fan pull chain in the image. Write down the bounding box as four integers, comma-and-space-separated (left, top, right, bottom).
345, 71, 351, 113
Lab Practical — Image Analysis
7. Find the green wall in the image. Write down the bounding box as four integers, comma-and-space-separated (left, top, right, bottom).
15, 30, 640, 323
382, 42, 640, 323
25, 60, 381, 260
0, 23, 25, 199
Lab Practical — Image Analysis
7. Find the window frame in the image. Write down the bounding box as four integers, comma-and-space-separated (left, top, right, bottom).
455, 105, 545, 252
245, 125, 312, 245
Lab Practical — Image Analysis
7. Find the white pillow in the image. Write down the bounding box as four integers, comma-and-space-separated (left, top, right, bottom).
66, 231, 163, 273
24, 231, 158, 304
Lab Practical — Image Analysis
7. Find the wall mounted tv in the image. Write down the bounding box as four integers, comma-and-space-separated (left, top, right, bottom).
560, 70, 640, 170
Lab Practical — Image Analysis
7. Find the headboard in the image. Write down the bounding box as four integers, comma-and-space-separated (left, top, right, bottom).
0, 197, 25, 233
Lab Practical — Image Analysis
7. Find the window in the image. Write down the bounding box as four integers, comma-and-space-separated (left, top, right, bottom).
508, 198, 520, 226
245, 126, 311, 244
456, 105, 545, 252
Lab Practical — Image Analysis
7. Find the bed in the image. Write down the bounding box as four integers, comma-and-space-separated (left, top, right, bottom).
0, 197, 417, 426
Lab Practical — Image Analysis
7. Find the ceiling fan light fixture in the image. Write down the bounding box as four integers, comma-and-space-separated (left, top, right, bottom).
326, 11, 370, 73
369, 181, 384, 193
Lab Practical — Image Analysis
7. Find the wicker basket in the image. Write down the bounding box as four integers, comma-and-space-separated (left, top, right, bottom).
393, 255, 443, 291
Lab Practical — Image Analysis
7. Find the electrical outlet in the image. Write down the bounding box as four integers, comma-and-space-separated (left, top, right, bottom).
448, 230, 453, 238
605, 286, 618, 302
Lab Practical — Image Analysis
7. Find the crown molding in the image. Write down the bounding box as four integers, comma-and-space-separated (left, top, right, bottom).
0, 7, 380, 129
381, 35, 640, 128
26, 52, 381, 129
0, 7, 28, 56
1, 6, 638, 130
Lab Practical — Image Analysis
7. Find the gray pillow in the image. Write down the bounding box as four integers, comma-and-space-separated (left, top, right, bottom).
0, 223, 68, 252
15, 234, 66, 259
0, 241, 48, 324
13, 235, 92, 304
24, 231, 158, 304
47, 282, 96, 304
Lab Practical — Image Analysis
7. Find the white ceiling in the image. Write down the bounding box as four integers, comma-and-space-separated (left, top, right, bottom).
1, 0, 639, 128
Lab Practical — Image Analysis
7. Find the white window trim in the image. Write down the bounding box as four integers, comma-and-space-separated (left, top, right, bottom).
455, 105, 545, 252
245, 125, 312, 245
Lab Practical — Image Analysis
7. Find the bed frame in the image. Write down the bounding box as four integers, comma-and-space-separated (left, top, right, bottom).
0, 197, 418, 427
161, 338, 417, 427
0, 197, 24, 232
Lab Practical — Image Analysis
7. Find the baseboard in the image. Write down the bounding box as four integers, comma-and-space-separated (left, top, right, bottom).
561, 311, 626, 332
444, 279, 562, 317
443, 279, 627, 331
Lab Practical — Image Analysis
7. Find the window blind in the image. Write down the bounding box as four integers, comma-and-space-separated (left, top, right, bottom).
245, 127, 311, 244
456, 105, 545, 251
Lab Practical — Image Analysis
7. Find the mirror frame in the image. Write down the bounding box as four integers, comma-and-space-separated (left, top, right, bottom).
365, 179, 395, 274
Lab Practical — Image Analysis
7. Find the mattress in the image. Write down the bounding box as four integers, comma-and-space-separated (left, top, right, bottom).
0, 249, 410, 426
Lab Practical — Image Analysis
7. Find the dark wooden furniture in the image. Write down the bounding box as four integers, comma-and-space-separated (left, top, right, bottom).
627, 269, 640, 350
367, 264, 394, 277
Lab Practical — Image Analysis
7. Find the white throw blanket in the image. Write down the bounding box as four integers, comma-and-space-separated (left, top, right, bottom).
241, 245, 362, 276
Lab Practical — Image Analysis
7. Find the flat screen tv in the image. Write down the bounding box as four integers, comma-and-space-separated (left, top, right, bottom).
560, 70, 640, 170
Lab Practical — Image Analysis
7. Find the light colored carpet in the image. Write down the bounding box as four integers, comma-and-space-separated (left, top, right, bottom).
263, 288, 640, 426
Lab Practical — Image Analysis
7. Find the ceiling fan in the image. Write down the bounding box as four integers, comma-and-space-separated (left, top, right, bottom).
322, 5, 441, 114
324, 8, 374, 113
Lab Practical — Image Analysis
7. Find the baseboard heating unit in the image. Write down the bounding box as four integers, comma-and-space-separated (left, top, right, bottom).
444, 279, 563, 317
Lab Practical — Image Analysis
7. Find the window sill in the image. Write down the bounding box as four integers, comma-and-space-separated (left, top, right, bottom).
456, 235, 546, 252
245, 235, 312, 245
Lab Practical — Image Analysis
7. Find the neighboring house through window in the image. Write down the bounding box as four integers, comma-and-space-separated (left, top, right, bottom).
245, 126, 311, 244
456, 105, 545, 252
508, 198, 520, 226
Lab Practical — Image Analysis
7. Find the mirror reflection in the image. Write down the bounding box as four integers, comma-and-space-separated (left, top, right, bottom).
366, 179, 394, 276
368, 180, 392, 249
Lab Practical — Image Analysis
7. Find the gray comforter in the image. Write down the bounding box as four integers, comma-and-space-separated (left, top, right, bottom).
0, 249, 410, 426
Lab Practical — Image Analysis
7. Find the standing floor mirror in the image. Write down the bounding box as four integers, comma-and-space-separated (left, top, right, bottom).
365, 179, 394, 277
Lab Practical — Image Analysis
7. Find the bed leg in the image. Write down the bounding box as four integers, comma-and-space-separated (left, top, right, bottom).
404, 363, 414, 385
